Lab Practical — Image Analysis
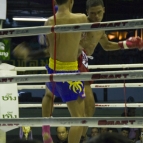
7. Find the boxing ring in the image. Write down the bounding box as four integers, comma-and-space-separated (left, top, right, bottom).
14, 64, 143, 108
1, 18, 143, 142
1, 63, 143, 120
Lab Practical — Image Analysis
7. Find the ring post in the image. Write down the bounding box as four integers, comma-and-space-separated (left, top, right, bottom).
0, 0, 7, 142
0, 64, 19, 142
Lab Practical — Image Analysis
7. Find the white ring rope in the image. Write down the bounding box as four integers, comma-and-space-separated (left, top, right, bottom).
18, 83, 143, 90
0, 19, 143, 38
14, 64, 143, 71
0, 117, 142, 128
1, 70, 143, 84
18, 103, 143, 108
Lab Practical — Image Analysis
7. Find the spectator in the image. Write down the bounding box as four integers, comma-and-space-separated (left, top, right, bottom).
7, 139, 42, 143
121, 128, 130, 138
121, 108, 136, 117
91, 127, 99, 137
19, 126, 33, 140
136, 128, 143, 143
53, 126, 68, 143
108, 128, 118, 133
86, 133, 131, 143
128, 108, 139, 142
121, 108, 139, 142
128, 108, 136, 117
100, 128, 108, 134
129, 128, 140, 142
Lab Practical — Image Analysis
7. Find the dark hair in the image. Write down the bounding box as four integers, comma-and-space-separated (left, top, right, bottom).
86, 0, 104, 10
121, 128, 130, 133
91, 127, 99, 132
108, 128, 118, 133
128, 108, 136, 112
56, 0, 68, 5
7, 139, 42, 143
56, 126, 68, 132
86, 133, 131, 143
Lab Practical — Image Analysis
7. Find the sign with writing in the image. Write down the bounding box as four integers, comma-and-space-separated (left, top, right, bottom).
0, 0, 6, 20
0, 38, 11, 60
0, 70, 19, 132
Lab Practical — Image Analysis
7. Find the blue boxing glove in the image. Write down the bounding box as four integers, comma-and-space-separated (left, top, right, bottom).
54, 5, 58, 12
38, 35, 47, 46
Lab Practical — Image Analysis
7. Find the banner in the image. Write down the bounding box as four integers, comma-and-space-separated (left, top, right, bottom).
0, 70, 19, 132
0, 38, 11, 60
0, 0, 6, 20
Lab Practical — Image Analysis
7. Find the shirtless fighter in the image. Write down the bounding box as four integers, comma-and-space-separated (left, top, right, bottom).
44, 1, 89, 143
79, 0, 143, 140
68, 0, 143, 141
15, 0, 88, 143
81, 0, 143, 55
13, 4, 94, 143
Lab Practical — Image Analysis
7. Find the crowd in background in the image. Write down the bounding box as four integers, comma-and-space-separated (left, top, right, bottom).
7, 126, 143, 143
5, 107, 141, 143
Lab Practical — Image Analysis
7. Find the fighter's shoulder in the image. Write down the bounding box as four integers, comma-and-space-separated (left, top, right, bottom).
44, 17, 52, 26
74, 13, 88, 23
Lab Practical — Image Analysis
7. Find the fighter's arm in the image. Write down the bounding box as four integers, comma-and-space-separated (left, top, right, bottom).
99, 32, 120, 51
79, 15, 100, 55
99, 32, 143, 51
28, 47, 50, 59
80, 31, 99, 55
29, 19, 50, 59
13, 20, 50, 61
13, 40, 50, 61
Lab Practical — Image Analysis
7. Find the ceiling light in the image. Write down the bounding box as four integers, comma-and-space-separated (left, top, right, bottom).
13, 17, 47, 22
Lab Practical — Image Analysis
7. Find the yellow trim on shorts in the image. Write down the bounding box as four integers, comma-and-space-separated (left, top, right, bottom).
49, 58, 78, 71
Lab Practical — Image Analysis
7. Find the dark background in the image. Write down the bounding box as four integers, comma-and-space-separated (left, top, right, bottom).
4, 0, 143, 65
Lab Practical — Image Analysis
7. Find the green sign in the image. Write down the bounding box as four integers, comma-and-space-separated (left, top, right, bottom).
0, 38, 11, 60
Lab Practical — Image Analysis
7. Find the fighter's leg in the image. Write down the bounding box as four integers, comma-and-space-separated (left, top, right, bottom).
42, 85, 55, 117
81, 81, 95, 139
66, 96, 85, 143
42, 86, 55, 143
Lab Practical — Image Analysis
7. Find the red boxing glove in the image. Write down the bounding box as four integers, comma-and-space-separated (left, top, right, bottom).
118, 37, 143, 50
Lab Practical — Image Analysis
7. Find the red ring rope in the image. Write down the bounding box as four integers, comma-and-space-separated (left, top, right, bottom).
50, 0, 57, 116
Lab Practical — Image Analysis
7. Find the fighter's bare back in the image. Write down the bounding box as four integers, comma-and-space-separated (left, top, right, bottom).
45, 12, 87, 62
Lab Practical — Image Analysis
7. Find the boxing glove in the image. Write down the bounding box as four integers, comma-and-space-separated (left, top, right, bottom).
54, 5, 58, 12
13, 42, 31, 61
118, 37, 143, 50
38, 34, 47, 46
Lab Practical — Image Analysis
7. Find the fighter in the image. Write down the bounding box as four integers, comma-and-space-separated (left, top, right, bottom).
81, 0, 143, 55
15, 0, 89, 143
79, 0, 143, 140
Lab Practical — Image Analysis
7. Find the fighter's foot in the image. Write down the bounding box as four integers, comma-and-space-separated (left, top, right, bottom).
42, 125, 53, 143
43, 133, 53, 143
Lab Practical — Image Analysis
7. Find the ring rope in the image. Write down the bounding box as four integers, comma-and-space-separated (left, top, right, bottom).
17, 83, 143, 90
18, 103, 143, 108
1, 19, 143, 38
14, 64, 143, 71
51, 0, 57, 118
1, 70, 143, 84
0, 117, 142, 128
